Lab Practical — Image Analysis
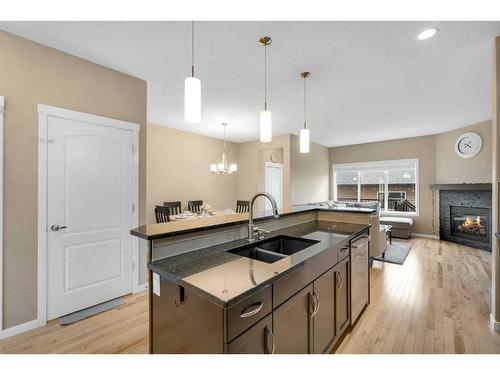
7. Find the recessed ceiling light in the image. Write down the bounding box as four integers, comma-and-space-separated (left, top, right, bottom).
417, 28, 439, 40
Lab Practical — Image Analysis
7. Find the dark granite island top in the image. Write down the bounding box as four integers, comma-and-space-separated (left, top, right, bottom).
131, 204, 375, 241
148, 220, 370, 308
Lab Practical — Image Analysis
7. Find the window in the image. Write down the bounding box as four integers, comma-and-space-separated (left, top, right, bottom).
333, 159, 418, 214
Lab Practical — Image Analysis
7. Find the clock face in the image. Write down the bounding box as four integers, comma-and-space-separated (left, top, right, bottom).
455, 132, 482, 158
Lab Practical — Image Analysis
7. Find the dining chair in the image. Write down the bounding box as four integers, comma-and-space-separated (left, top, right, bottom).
236, 200, 250, 213
155, 205, 171, 223
163, 201, 182, 215
188, 200, 203, 213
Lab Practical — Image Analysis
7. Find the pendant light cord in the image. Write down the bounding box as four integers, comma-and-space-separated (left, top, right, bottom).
191, 21, 195, 77
303, 75, 307, 129
223, 123, 227, 153
264, 44, 267, 111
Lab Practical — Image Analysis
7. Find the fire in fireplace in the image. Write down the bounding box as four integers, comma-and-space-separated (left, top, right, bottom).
450, 206, 489, 244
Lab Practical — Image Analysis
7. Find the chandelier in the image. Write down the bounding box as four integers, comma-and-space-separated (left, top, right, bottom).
210, 123, 237, 174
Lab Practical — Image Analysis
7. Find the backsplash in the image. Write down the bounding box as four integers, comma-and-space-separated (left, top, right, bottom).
151, 211, 317, 261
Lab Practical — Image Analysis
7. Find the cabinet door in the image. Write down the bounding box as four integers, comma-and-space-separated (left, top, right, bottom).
335, 258, 350, 336
227, 314, 273, 354
313, 268, 336, 353
152, 276, 223, 353
273, 285, 313, 354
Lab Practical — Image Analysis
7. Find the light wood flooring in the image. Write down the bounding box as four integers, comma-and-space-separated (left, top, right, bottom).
1, 238, 499, 354
337, 238, 500, 354
0, 291, 148, 354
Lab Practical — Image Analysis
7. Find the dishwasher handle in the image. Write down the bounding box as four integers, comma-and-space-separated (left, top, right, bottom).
351, 236, 371, 249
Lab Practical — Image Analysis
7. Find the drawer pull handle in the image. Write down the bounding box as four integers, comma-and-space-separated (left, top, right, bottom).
240, 301, 263, 318
340, 247, 349, 253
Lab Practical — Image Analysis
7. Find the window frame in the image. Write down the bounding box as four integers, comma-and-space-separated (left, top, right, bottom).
332, 158, 419, 216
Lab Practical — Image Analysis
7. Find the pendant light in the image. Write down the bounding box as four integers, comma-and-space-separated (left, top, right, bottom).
210, 123, 237, 174
300, 72, 310, 153
185, 21, 201, 123
259, 36, 272, 142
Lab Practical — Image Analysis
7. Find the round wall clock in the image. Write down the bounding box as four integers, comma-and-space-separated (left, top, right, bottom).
270, 152, 279, 163
454, 132, 483, 159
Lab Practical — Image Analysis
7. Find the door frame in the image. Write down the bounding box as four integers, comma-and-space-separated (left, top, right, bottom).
264, 162, 283, 208
0, 96, 4, 337
37, 103, 140, 326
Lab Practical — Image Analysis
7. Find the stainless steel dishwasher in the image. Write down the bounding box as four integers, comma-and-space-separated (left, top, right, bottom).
350, 234, 370, 324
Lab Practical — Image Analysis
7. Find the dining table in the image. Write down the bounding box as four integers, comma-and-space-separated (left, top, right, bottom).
169, 210, 236, 222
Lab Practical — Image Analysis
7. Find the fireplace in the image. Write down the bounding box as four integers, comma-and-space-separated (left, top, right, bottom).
436, 186, 491, 251
450, 206, 489, 244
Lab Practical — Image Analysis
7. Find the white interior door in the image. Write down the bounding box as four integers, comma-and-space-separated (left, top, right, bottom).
265, 162, 283, 210
46, 114, 135, 320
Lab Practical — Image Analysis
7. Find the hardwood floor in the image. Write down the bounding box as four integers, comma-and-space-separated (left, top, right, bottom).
1, 238, 499, 354
337, 238, 500, 354
0, 292, 148, 354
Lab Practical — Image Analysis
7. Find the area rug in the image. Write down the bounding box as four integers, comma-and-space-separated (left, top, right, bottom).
58, 297, 124, 325
373, 240, 412, 265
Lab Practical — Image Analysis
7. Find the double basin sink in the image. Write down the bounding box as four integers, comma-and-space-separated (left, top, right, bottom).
228, 235, 320, 264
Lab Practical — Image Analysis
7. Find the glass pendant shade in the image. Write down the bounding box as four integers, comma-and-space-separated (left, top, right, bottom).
300, 128, 310, 153
184, 76, 201, 123
260, 110, 272, 142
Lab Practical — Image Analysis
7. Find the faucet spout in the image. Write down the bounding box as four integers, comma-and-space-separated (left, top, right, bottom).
248, 192, 279, 242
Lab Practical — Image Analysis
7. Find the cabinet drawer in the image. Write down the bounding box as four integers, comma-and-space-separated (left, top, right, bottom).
226, 285, 272, 342
273, 246, 336, 308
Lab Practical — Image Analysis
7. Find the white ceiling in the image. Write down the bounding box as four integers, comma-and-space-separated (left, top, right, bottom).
1, 21, 500, 146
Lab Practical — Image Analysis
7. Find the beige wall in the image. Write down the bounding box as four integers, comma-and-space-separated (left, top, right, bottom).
436, 121, 492, 183
0, 31, 147, 329
330, 135, 437, 235
330, 121, 493, 236
146, 124, 238, 224
290, 135, 330, 205
237, 134, 291, 209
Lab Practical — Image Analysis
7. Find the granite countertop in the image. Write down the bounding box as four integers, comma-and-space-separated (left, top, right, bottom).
131, 204, 375, 240
148, 220, 370, 308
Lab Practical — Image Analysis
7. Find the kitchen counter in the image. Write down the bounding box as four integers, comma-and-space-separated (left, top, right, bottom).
131, 204, 375, 240
148, 220, 370, 308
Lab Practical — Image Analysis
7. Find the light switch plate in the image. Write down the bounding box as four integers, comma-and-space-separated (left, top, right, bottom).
153, 272, 160, 296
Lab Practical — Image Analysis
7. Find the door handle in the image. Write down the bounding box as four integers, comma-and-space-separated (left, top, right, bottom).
313, 292, 320, 316
240, 301, 263, 318
265, 326, 275, 354
337, 272, 344, 290
308, 292, 315, 317
50, 224, 68, 231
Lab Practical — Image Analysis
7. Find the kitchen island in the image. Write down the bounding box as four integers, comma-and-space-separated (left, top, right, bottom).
130, 205, 376, 354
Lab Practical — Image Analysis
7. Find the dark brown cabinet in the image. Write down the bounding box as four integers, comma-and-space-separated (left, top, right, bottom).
273, 285, 313, 354
312, 267, 337, 353
227, 314, 273, 354
335, 257, 350, 336
151, 278, 223, 353
150, 233, 365, 354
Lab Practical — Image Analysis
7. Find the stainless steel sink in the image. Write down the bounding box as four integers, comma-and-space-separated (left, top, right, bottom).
228, 235, 319, 264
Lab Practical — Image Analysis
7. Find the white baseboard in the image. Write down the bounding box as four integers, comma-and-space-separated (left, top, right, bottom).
491, 314, 500, 333
412, 233, 440, 240
0, 318, 44, 340
133, 282, 148, 294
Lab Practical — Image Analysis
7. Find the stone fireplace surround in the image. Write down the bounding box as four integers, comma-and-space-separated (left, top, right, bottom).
432, 184, 492, 251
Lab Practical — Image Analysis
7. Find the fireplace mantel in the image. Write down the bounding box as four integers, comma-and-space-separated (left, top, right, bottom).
430, 183, 492, 191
